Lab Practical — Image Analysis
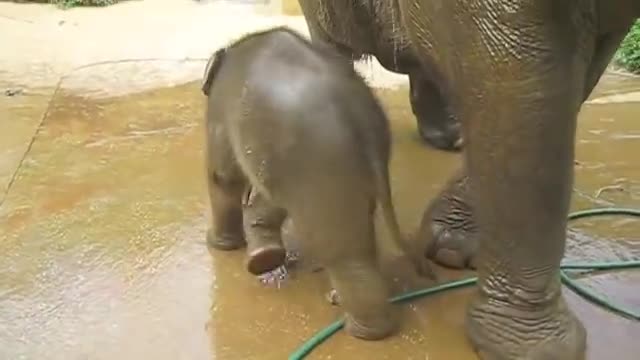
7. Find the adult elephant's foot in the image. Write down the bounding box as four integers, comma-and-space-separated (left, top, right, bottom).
409, 72, 463, 152
466, 290, 586, 360
416, 112, 463, 152
416, 171, 478, 269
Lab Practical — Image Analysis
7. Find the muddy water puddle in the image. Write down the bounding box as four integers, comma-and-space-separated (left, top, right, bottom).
0, 67, 638, 359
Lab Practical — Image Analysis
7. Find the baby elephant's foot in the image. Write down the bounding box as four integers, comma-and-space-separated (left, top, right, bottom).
206, 228, 246, 250
246, 244, 287, 275
257, 250, 301, 287
325, 289, 397, 340
467, 293, 586, 360
344, 311, 398, 341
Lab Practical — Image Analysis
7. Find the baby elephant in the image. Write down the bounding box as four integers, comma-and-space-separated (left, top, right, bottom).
201, 27, 433, 340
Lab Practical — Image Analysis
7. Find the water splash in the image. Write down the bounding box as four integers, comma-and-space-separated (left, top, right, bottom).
257, 250, 300, 288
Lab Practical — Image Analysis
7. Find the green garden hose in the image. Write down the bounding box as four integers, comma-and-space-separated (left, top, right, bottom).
289, 207, 640, 360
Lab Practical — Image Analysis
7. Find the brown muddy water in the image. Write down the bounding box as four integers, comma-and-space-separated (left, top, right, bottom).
0, 62, 639, 360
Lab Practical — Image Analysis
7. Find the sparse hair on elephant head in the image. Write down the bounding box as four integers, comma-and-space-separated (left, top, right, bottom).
201, 47, 227, 96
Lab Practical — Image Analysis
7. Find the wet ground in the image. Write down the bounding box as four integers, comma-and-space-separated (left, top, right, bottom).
0, 1, 639, 360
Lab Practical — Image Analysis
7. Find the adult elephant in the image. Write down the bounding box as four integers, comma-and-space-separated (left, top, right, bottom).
297, 1, 639, 359
297, 0, 463, 151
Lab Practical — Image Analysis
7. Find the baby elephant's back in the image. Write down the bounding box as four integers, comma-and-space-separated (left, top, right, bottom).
226, 30, 390, 202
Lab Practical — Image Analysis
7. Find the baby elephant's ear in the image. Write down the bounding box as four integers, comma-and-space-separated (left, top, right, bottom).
201, 47, 227, 96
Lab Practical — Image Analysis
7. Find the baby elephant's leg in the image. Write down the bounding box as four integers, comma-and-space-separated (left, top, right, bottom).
296, 196, 397, 340
206, 119, 246, 250
327, 257, 396, 340
243, 188, 287, 275
207, 170, 246, 250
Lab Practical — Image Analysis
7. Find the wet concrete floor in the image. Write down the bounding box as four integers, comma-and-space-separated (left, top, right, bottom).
0, 57, 638, 359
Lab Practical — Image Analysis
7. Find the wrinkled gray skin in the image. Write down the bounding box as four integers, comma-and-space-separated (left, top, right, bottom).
298, 1, 639, 359
298, 0, 463, 152
416, 170, 478, 269
201, 27, 434, 341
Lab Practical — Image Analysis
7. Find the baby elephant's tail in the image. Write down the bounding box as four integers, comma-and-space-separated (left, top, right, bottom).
373, 160, 436, 282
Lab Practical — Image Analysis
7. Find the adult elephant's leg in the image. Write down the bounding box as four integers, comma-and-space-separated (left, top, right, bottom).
407, 3, 593, 359
298, 0, 356, 64
462, 71, 587, 356
416, 25, 635, 272
409, 71, 463, 151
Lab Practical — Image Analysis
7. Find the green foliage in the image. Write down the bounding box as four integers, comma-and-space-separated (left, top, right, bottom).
615, 20, 640, 74
56, 0, 120, 7
16, 0, 122, 8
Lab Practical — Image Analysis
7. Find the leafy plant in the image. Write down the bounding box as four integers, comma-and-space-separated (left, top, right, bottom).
57, 0, 120, 7
614, 20, 640, 74
16, 0, 122, 8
